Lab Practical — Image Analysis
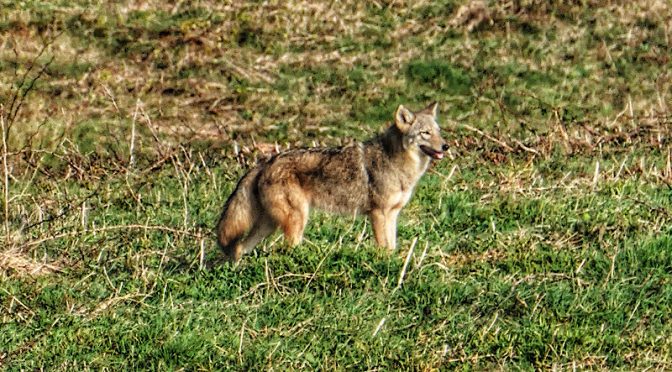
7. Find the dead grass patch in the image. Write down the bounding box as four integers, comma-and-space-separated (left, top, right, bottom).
0, 249, 62, 277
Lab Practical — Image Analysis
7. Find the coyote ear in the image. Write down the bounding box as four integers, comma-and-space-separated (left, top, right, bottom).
423, 101, 439, 117
394, 105, 414, 132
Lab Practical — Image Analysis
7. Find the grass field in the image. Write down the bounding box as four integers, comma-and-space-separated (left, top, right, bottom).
1, 0, 672, 369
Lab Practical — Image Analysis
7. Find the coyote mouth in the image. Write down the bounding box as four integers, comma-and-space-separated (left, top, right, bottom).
420, 145, 444, 160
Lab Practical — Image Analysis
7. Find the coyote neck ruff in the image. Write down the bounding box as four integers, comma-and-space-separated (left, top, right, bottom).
216, 102, 448, 261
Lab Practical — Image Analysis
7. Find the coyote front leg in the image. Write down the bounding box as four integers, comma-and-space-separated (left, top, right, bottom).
385, 208, 400, 251
370, 209, 398, 250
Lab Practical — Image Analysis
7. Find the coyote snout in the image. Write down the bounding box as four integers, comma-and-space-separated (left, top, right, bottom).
216, 102, 448, 261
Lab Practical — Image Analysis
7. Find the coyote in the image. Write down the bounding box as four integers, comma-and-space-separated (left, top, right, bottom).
216, 102, 448, 261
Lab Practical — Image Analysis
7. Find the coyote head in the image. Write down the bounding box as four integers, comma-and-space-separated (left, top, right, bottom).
394, 102, 448, 160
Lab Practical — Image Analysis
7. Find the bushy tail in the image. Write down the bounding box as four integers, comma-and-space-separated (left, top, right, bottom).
216, 167, 262, 260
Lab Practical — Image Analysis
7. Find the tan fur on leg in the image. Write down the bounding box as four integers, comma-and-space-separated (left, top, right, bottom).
239, 216, 277, 256
385, 209, 400, 251
370, 209, 388, 248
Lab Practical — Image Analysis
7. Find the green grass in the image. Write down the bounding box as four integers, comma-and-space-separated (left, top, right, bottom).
2, 0, 672, 369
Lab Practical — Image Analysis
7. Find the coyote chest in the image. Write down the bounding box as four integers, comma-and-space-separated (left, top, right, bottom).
216, 102, 448, 261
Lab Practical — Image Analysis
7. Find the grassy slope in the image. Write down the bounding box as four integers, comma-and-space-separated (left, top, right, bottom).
1, 0, 672, 369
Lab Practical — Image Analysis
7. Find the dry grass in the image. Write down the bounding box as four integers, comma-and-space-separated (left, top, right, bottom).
0, 249, 62, 277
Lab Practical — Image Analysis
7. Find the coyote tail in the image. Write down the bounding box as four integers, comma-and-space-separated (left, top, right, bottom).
216, 167, 261, 258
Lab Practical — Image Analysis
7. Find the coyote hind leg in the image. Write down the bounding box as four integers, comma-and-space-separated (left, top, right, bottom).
267, 196, 309, 247
281, 210, 308, 246
272, 196, 309, 246
238, 216, 277, 257
260, 181, 310, 248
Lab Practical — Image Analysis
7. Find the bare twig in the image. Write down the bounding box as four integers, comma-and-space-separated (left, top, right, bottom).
460, 124, 514, 151
372, 317, 386, 337
6, 55, 55, 136
1, 113, 9, 243
394, 236, 418, 290
23, 186, 101, 232
1, 37, 58, 246
5, 31, 61, 134
129, 99, 140, 169
21, 224, 210, 249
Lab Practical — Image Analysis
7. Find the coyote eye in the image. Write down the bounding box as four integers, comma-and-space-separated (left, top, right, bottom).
420, 130, 431, 136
